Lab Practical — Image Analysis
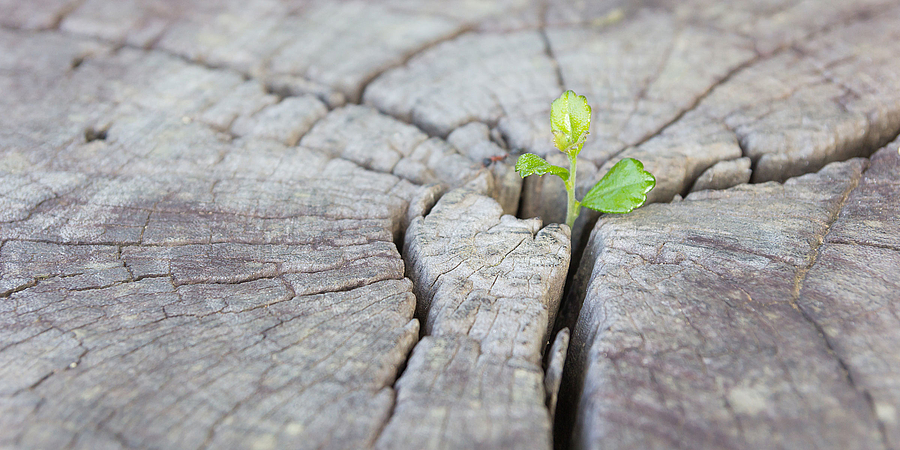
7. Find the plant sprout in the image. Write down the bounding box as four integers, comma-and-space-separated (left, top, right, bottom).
515, 90, 656, 229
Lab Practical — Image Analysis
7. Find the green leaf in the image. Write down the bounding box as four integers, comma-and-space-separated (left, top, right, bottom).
550, 90, 592, 156
514, 153, 569, 181
581, 158, 655, 214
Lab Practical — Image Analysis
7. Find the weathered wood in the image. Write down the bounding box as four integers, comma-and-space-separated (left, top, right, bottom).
0, 163, 432, 449
0, 15, 537, 448
301, 105, 520, 215
610, 3, 900, 203
362, 0, 900, 245
538, 0, 900, 243
196, 79, 279, 132
383, 0, 541, 31
544, 327, 570, 421
3, 1, 900, 448
798, 142, 900, 449
376, 176, 570, 449
364, 4, 748, 229
546, 11, 755, 165
0, 172, 427, 449
230, 95, 327, 146
363, 31, 560, 143
0, 25, 504, 210
60, 1, 469, 103
565, 158, 893, 449
0, 26, 439, 449
546, 0, 895, 55
690, 158, 752, 193
447, 122, 523, 216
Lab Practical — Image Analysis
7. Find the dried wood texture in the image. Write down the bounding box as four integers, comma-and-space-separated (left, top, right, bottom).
566, 156, 897, 449
0, 29, 502, 203
376, 177, 570, 449
690, 158, 752, 193
0, 27, 434, 450
54, 0, 520, 104
300, 105, 521, 215
364, 0, 900, 240
0, 171, 425, 449
2, 0, 900, 448
0, 5, 534, 445
798, 142, 900, 449
611, 4, 900, 203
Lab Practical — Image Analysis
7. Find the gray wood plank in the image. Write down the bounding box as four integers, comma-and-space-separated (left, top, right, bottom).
0, 170, 427, 449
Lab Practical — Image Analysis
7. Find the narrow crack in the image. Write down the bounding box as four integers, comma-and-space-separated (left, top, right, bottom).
357, 25, 475, 106
790, 160, 890, 449
0, 279, 38, 299
26, 372, 54, 392
5, 4, 899, 449
618, 28, 680, 146
613, 52, 762, 162
368, 373, 401, 448
590, 3, 899, 193
825, 238, 900, 253
48, 0, 86, 30
538, 27, 565, 93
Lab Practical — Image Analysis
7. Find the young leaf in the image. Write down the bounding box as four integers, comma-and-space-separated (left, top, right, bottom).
550, 90, 592, 155
514, 153, 569, 181
581, 158, 655, 214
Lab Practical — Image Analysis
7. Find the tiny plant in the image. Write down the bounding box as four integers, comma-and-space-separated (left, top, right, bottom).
515, 90, 656, 229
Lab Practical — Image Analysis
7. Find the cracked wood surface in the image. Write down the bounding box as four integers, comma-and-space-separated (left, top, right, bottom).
2, 0, 900, 448
0, 166, 424, 449
54, 0, 528, 104
565, 155, 897, 449
798, 141, 900, 449
299, 105, 521, 215
364, 0, 900, 240
0, 18, 510, 450
376, 176, 570, 449
613, 3, 900, 204
0, 159, 427, 449
0, 28, 505, 199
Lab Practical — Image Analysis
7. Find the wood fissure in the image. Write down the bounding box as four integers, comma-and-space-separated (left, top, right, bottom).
2, 1, 900, 448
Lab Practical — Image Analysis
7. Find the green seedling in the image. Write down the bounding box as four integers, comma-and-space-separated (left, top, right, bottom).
515, 90, 656, 229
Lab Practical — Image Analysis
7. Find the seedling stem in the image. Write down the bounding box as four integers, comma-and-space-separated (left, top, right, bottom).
514, 90, 656, 230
